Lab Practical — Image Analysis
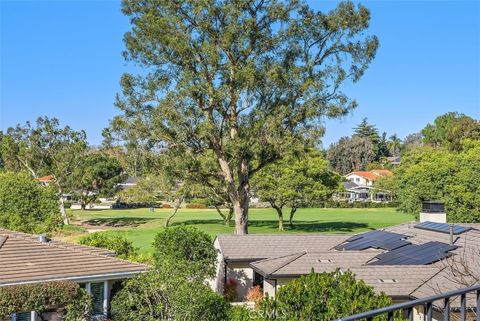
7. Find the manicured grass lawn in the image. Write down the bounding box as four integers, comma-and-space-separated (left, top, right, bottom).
66, 207, 414, 254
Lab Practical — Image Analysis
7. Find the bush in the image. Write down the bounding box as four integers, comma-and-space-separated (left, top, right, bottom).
258, 270, 392, 321
152, 226, 216, 279
246, 285, 263, 305
0, 171, 62, 233
79, 232, 138, 260
322, 200, 398, 209
0, 281, 91, 321
186, 203, 207, 209
229, 305, 252, 321
161, 203, 172, 209
224, 278, 238, 302
111, 270, 230, 321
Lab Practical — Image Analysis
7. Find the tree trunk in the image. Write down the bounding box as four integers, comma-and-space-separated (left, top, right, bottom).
59, 189, 69, 225
217, 156, 250, 235
233, 195, 249, 234
214, 205, 233, 227
164, 195, 184, 227
289, 207, 297, 227
273, 205, 284, 231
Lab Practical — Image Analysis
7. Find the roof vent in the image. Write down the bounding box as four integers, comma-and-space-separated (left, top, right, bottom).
38, 234, 49, 243
378, 279, 397, 284
317, 259, 333, 263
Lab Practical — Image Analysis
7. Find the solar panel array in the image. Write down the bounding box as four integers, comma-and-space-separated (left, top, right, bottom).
369, 241, 457, 266
414, 221, 471, 235
335, 230, 410, 251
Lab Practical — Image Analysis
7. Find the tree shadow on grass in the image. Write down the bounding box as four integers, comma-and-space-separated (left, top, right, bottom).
173, 219, 372, 233
82, 217, 155, 228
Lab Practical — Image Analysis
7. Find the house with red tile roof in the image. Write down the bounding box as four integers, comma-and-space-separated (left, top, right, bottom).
338, 169, 393, 202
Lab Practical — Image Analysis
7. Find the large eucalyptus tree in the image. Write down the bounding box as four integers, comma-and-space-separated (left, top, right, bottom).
115, 0, 378, 234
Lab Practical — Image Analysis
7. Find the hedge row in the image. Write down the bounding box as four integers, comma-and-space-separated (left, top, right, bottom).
321, 201, 400, 208
0, 281, 91, 320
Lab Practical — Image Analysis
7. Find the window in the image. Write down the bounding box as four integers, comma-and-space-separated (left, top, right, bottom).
90, 282, 105, 315
253, 272, 264, 290
355, 178, 360, 182
12, 312, 31, 321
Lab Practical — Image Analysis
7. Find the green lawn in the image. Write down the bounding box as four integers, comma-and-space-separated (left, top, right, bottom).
66, 207, 413, 254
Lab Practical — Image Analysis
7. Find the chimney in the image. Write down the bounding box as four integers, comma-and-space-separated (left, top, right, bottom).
419, 201, 446, 223
38, 234, 49, 243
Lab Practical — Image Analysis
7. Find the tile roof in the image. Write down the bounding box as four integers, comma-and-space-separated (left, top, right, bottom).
370, 169, 393, 177
36, 175, 54, 182
346, 169, 393, 181
348, 171, 379, 181
217, 222, 480, 302
216, 234, 350, 262
0, 229, 147, 286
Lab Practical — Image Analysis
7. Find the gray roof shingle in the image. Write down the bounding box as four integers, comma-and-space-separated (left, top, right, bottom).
216, 222, 480, 301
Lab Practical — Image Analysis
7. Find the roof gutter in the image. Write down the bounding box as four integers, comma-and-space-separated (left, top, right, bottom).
0, 270, 146, 287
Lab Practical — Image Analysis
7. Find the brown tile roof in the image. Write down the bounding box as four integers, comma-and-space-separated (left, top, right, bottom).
0, 229, 147, 286
36, 175, 54, 182
217, 222, 480, 301
370, 169, 393, 177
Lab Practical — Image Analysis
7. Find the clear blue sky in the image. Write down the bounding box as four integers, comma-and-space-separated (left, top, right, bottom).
1, 1, 479, 147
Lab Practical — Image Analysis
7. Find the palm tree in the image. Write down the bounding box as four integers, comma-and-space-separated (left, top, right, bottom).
388, 134, 402, 157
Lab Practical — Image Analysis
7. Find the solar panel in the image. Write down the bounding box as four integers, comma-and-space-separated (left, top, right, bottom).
369, 241, 457, 265
415, 221, 471, 235
335, 230, 410, 251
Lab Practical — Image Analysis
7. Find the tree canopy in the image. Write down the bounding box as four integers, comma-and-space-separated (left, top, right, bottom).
114, 0, 378, 234
152, 226, 217, 279
0, 171, 61, 234
421, 112, 480, 151
252, 150, 340, 230
327, 135, 376, 174
395, 140, 480, 222
1, 117, 87, 224
71, 152, 124, 209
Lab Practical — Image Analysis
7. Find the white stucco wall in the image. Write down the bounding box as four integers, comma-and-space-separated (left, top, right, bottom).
226, 262, 254, 301
211, 238, 226, 294
345, 173, 372, 186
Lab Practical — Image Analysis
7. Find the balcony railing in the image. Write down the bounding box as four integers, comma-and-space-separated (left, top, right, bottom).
335, 284, 480, 321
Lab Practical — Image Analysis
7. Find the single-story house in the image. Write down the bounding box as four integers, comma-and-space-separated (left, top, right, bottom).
0, 229, 147, 321
35, 175, 54, 186
116, 177, 140, 190
213, 209, 479, 321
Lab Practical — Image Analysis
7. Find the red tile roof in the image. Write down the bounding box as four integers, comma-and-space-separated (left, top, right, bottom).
36, 175, 54, 182
347, 169, 393, 181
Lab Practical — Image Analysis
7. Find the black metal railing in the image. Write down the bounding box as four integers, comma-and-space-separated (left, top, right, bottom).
335, 284, 480, 321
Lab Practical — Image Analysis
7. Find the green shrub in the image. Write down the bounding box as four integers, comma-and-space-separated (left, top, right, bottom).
111, 270, 230, 321
0, 171, 61, 233
79, 232, 138, 260
153, 226, 216, 279
186, 203, 207, 209
258, 270, 392, 321
0, 281, 91, 321
229, 305, 253, 321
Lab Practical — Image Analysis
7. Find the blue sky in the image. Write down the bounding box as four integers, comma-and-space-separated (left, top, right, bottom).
1, 1, 479, 148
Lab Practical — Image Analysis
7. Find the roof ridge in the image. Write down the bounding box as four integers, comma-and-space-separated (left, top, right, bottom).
408, 265, 448, 297
0, 235, 8, 249
267, 251, 307, 276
